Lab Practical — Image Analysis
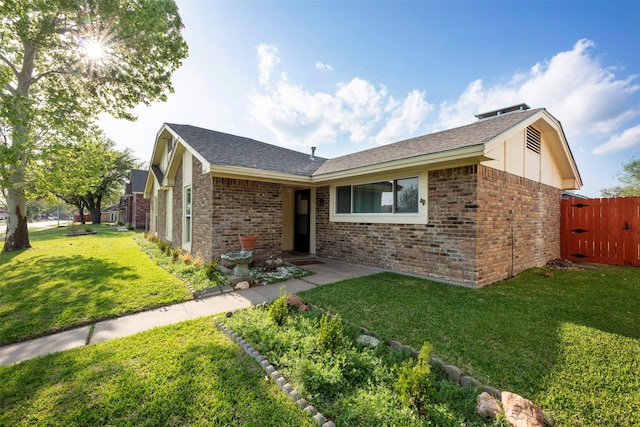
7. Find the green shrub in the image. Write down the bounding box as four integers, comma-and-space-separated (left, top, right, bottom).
319, 312, 344, 352
395, 342, 435, 411
170, 248, 181, 263
269, 291, 289, 326
203, 259, 220, 281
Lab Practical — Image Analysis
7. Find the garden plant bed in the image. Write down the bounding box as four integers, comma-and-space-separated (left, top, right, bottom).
220, 301, 507, 426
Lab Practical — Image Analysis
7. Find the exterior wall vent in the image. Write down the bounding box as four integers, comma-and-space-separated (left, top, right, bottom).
167, 136, 174, 154
526, 126, 541, 155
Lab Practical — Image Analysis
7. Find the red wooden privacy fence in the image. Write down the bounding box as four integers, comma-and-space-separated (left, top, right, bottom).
561, 197, 640, 266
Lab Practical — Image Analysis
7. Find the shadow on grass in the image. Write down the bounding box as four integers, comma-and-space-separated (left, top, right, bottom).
0, 253, 141, 346
0, 319, 314, 426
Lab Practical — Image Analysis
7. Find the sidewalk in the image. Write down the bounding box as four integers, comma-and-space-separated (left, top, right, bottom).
0, 259, 379, 366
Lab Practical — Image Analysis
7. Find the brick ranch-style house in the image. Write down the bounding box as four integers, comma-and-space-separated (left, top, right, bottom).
119, 169, 151, 230
144, 104, 581, 288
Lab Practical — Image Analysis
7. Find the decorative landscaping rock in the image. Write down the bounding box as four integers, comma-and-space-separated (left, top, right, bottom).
443, 364, 463, 382
286, 294, 309, 312
234, 281, 250, 290
502, 391, 546, 427
476, 392, 503, 418
460, 375, 483, 389
482, 385, 502, 399
356, 334, 380, 347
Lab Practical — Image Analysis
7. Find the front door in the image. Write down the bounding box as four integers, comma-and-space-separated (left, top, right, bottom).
294, 189, 310, 253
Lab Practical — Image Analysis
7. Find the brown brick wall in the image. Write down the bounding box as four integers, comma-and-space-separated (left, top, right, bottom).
316, 165, 561, 287
316, 165, 480, 286
476, 165, 561, 286
133, 194, 150, 230
157, 189, 166, 239
192, 158, 213, 261
210, 177, 283, 262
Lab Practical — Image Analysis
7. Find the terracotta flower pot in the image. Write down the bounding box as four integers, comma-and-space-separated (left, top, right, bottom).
239, 235, 256, 251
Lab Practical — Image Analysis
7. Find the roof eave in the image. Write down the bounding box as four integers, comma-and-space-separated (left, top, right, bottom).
209, 165, 314, 185
311, 145, 487, 183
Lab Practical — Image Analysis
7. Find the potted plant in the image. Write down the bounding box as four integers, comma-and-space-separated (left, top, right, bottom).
239, 234, 256, 251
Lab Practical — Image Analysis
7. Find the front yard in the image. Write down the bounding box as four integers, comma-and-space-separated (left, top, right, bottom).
0, 317, 315, 426
0, 227, 192, 346
299, 267, 640, 425
1, 227, 638, 425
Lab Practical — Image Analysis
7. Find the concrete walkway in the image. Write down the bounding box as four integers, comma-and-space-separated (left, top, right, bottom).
0, 259, 380, 366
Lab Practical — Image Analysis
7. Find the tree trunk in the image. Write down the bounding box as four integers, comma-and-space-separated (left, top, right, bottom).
2, 41, 35, 252
2, 183, 31, 252
85, 194, 102, 225
77, 206, 86, 224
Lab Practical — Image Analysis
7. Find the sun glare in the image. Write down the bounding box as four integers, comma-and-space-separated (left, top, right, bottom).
83, 38, 105, 61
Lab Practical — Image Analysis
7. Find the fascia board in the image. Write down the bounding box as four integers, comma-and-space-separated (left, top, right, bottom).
310, 145, 487, 183
143, 169, 156, 198
209, 165, 314, 185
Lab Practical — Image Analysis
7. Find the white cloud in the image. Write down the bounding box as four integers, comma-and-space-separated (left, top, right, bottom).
375, 90, 433, 144
250, 46, 433, 149
593, 125, 640, 154
256, 44, 280, 85
436, 39, 640, 144
316, 62, 333, 72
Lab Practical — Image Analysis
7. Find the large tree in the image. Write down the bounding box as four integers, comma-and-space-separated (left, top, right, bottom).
601, 157, 640, 197
0, 0, 188, 252
33, 135, 136, 224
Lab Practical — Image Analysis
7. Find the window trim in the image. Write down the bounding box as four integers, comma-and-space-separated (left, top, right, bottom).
329, 173, 428, 224
183, 185, 192, 249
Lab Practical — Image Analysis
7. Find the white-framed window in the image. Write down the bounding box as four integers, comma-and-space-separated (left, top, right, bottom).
336, 176, 419, 214
153, 195, 158, 234
330, 174, 427, 224
184, 186, 192, 245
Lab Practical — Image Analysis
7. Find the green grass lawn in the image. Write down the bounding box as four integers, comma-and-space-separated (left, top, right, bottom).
0, 226, 192, 346
299, 267, 640, 426
0, 317, 316, 426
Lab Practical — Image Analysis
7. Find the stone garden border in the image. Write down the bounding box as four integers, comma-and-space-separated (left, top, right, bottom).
218, 302, 555, 427
215, 318, 336, 427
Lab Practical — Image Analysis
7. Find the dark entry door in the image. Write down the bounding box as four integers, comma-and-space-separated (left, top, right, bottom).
294, 189, 311, 253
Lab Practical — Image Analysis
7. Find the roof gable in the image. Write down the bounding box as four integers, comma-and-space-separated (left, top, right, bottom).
129, 169, 148, 193
165, 124, 327, 177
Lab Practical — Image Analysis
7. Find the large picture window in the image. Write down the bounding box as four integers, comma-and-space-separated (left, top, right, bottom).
335, 177, 419, 214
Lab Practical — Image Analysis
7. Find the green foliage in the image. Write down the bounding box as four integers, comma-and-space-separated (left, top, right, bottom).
299, 270, 640, 425
1, 0, 188, 250
223, 307, 506, 426
133, 235, 229, 292
601, 156, 640, 197
269, 291, 289, 326
396, 343, 435, 410
318, 312, 344, 352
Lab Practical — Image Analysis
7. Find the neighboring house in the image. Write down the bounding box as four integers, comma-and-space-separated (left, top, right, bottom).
144, 104, 581, 287
101, 203, 120, 223
120, 169, 151, 230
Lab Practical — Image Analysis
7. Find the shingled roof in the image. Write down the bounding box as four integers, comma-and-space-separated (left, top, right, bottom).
166, 124, 327, 176
313, 108, 543, 175
164, 108, 545, 178
129, 169, 148, 193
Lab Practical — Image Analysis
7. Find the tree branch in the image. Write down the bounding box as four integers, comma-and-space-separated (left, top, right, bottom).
0, 52, 19, 77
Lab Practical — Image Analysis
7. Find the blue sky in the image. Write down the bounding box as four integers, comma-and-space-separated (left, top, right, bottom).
99, 1, 640, 197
